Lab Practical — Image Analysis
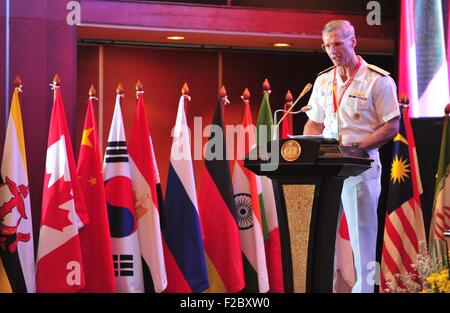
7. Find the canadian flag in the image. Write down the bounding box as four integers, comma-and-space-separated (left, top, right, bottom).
36, 82, 89, 292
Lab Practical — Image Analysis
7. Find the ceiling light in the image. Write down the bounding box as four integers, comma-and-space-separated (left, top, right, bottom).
272, 42, 292, 47
166, 36, 185, 41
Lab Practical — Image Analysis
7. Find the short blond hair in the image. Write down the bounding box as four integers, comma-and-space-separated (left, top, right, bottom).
322, 20, 355, 38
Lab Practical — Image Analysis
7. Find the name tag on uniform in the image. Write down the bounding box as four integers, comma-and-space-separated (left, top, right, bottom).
348, 92, 367, 100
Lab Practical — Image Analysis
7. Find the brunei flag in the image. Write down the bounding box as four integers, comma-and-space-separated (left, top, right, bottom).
256, 80, 284, 292
77, 88, 116, 292
128, 86, 167, 293
104, 90, 144, 293
232, 89, 269, 293
36, 79, 89, 292
0, 84, 35, 293
198, 87, 244, 293
163, 88, 209, 293
381, 104, 425, 292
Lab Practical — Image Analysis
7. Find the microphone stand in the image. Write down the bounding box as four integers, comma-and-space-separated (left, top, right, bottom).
273, 105, 312, 140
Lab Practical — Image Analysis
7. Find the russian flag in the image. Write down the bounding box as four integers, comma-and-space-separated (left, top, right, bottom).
163, 88, 209, 293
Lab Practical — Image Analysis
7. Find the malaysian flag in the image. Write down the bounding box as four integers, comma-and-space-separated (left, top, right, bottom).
380, 101, 425, 292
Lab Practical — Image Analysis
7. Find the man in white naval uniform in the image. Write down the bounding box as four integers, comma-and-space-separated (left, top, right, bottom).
303, 20, 400, 293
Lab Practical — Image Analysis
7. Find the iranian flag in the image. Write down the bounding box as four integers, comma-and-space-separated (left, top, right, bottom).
256, 80, 284, 292
429, 114, 450, 244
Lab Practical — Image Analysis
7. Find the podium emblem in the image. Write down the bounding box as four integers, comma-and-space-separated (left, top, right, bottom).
281, 140, 301, 162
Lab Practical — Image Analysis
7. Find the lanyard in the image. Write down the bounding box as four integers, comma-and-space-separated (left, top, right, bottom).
332, 57, 362, 113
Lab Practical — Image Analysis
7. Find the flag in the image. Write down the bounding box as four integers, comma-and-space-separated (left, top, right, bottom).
36, 81, 89, 292
104, 92, 144, 293
0, 86, 35, 292
232, 90, 269, 293
77, 91, 116, 292
198, 89, 244, 292
280, 91, 293, 139
381, 104, 425, 292
400, 0, 450, 117
163, 91, 209, 293
333, 214, 355, 292
256, 82, 284, 292
429, 114, 450, 244
128, 88, 167, 293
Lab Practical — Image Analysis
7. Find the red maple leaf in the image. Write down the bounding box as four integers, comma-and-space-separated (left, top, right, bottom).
42, 175, 74, 232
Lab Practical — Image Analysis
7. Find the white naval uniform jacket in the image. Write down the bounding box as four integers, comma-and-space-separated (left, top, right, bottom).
306, 57, 400, 293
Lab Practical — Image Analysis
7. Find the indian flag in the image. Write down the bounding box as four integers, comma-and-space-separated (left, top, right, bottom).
232, 89, 269, 293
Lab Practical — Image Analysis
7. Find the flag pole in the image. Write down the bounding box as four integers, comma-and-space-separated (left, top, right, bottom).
89, 84, 97, 99
182, 82, 189, 97
135, 80, 144, 100
182, 82, 191, 115
14, 75, 22, 97
219, 85, 230, 106
241, 88, 250, 105
116, 83, 124, 106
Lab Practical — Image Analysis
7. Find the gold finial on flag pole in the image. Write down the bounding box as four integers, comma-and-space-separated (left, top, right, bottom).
136, 80, 144, 92
14, 75, 23, 95
182, 82, 191, 103
14, 75, 22, 88
398, 93, 409, 107
219, 85, 227, 97
241, 88, 250, 103
219, 85, 230, 106
135, 80, 144, 99
182, 82, 190, 96
262, 78, 271, 94
89, 85, 97, 97
116, 83, 124, 95
52, 74, 61, 86
285, 90, 293, 103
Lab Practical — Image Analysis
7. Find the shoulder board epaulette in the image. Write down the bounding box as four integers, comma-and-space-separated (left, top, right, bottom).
317, 65, 335, 76
367, 63, 390, 76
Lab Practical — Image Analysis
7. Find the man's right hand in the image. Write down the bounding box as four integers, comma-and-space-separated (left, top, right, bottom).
303, 119, 324, 135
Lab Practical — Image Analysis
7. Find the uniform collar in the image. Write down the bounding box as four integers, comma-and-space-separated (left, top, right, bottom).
335, 56, 366, 84
352, 56, 366, 82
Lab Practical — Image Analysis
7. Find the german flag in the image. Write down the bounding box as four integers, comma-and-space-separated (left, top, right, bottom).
198, 87, 244, 292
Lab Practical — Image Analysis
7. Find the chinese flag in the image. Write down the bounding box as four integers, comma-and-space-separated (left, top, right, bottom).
77, 90, 116, 292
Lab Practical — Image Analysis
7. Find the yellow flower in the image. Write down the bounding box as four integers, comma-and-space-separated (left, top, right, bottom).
426, 273, 439, 286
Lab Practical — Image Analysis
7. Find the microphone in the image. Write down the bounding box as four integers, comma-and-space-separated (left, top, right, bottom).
276, 83, 312, 127
273, 105, 312, 125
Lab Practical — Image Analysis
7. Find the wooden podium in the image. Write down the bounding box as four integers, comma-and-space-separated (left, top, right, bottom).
244, 138, 372, 293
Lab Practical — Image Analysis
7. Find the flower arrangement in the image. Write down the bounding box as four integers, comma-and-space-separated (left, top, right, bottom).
384, 240, 450, 293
